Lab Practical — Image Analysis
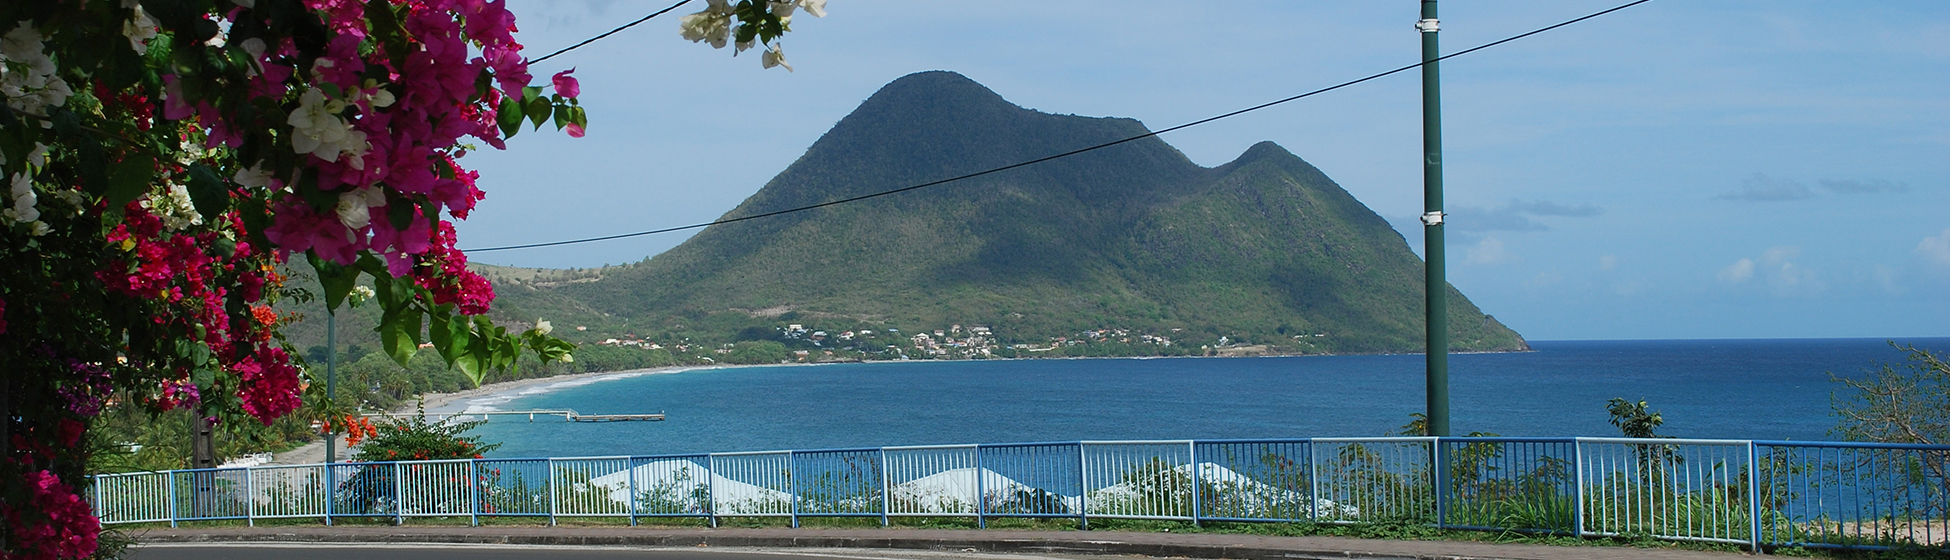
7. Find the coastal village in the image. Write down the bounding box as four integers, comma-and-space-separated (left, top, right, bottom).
577, 320, 1326, 364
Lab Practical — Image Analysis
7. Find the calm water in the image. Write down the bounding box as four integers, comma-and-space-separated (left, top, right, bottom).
455, 338, 1949, 458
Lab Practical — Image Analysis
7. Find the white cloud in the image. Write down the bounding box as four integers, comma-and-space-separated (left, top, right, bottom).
1718, 258, 1756, 283
1720, 246, 1822, 294
1919, 228, 1950, 268
1465, 237, 1516, 265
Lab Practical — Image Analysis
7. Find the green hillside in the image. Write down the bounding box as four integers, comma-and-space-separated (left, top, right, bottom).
480, 71, 1527, 359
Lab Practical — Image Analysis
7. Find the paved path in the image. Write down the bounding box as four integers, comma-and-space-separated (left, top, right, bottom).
270, 435, 341, 465
131, 526, 1754, 560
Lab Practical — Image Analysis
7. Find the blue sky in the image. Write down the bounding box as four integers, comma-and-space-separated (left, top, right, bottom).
456, 0, 1950, 341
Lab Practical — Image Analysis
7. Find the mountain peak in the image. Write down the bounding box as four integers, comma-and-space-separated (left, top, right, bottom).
862, 71, 1012, 113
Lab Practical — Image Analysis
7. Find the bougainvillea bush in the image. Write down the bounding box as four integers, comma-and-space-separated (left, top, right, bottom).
0, 0, 819, 556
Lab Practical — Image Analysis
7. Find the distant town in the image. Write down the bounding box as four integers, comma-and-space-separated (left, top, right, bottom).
588, 321, 1335, 364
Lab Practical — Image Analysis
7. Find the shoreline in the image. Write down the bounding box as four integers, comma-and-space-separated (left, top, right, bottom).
417, 348, 1540, 414
273, 352, 1511, 464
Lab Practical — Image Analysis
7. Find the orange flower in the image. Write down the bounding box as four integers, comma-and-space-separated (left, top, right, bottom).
250, 305, 277, 327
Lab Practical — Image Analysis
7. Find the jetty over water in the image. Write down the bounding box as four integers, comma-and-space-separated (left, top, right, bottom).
365, 409, 665, 423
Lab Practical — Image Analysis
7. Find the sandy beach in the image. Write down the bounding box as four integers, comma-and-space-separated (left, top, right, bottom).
271, 364, 715, 464
269, 361, 858, 464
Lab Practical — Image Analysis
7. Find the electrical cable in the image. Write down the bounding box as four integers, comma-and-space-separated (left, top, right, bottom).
527, 0, 694, 65
470, 0, 1654, 252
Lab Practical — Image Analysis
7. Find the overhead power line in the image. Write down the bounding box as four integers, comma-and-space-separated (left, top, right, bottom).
469, 0, 1655, 253
527, 0, 694, 65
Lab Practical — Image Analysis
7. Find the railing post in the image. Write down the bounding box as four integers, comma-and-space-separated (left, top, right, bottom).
974, 446, 986, 529
787, 451, 799, 528
393, 462, 404, 526
547, 458, 558, 526
1573, 440, 1586, 539
1308, 439, 1321, 523
92, 475, 104, 523
1433, 438, 1445, 529
1747, 441, 1763, 553
1076, 443, 1088, 530
627, 457, 638, 526
469, 459, 480, 527
879, 448, 890, 527
706, 455, 719, 528
1188, 441, 1201, 526
167, 471, 179, 527
324, 463, 335, 526
245, 467, 256, 527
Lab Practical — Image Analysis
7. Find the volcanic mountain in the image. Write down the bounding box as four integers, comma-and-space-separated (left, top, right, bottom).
483, 71, 1526, 355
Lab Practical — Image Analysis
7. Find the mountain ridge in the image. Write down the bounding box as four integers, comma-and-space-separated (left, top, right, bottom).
478, 70, 1527, 359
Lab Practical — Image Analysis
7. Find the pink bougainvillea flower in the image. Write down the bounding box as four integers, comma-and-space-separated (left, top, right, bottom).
565, 122, 585, 138
552, 68, 579, 98
161, 75, 194, 121
0, 296, 7, 334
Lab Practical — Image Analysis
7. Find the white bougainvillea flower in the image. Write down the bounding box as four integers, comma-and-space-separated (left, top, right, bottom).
122, 0, 158, 54
27, 143, 47, 167
233, 162, 275, 188
6, 172, 40, 224
762, 44, 793, 72
287, 87, 368, 166
536, 319, 553, 335
0, 21, 72, 120
143, 184, 204, 230
679, 11, 732, 49
334, 186, 386, 230
0, 21, 41, 62
797, 0, 827, 18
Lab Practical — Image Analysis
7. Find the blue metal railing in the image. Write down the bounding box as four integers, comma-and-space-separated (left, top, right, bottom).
87, 437, 1948, 551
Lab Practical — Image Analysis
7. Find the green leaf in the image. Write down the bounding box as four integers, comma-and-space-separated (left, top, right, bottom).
309, 254, 360, 313
497, 95, 523, 138
387, 196, 417, 231
365, 0, 409, 64
430, 313, 469, 366
104, 155, 155, 208
380, 309, 416, 366
551, 102, 569, 130
185, 164, 230, 219
525, 95, 550, 131
454, 349, 484, 386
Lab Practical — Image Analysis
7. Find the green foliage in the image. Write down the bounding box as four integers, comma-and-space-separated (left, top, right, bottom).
1832, 343, 1947, 446
88, 401, 315, 474
1606, 398, 1666, 439
350, 402, 501, 463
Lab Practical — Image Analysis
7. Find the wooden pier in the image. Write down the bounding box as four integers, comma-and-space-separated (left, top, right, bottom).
570, 412, 665, 422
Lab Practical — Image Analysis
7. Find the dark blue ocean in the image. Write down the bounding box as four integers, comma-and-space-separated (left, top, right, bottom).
454, 338, 1949, 459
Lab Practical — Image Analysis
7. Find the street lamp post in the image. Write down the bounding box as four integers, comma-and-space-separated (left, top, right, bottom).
325, 310, 337, 463
1419, 0, 1450, 437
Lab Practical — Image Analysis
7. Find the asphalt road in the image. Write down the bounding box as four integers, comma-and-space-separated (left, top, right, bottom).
128, 544, 1088, 560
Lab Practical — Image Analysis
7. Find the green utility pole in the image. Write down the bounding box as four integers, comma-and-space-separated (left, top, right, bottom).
1419, 0, 1450, 437
325, 311, 337, 463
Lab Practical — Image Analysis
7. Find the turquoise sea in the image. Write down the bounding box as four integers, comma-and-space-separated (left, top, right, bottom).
452, 338, 1950, 458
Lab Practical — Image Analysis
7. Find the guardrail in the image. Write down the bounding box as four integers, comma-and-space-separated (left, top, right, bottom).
88, 437, 1948, 551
